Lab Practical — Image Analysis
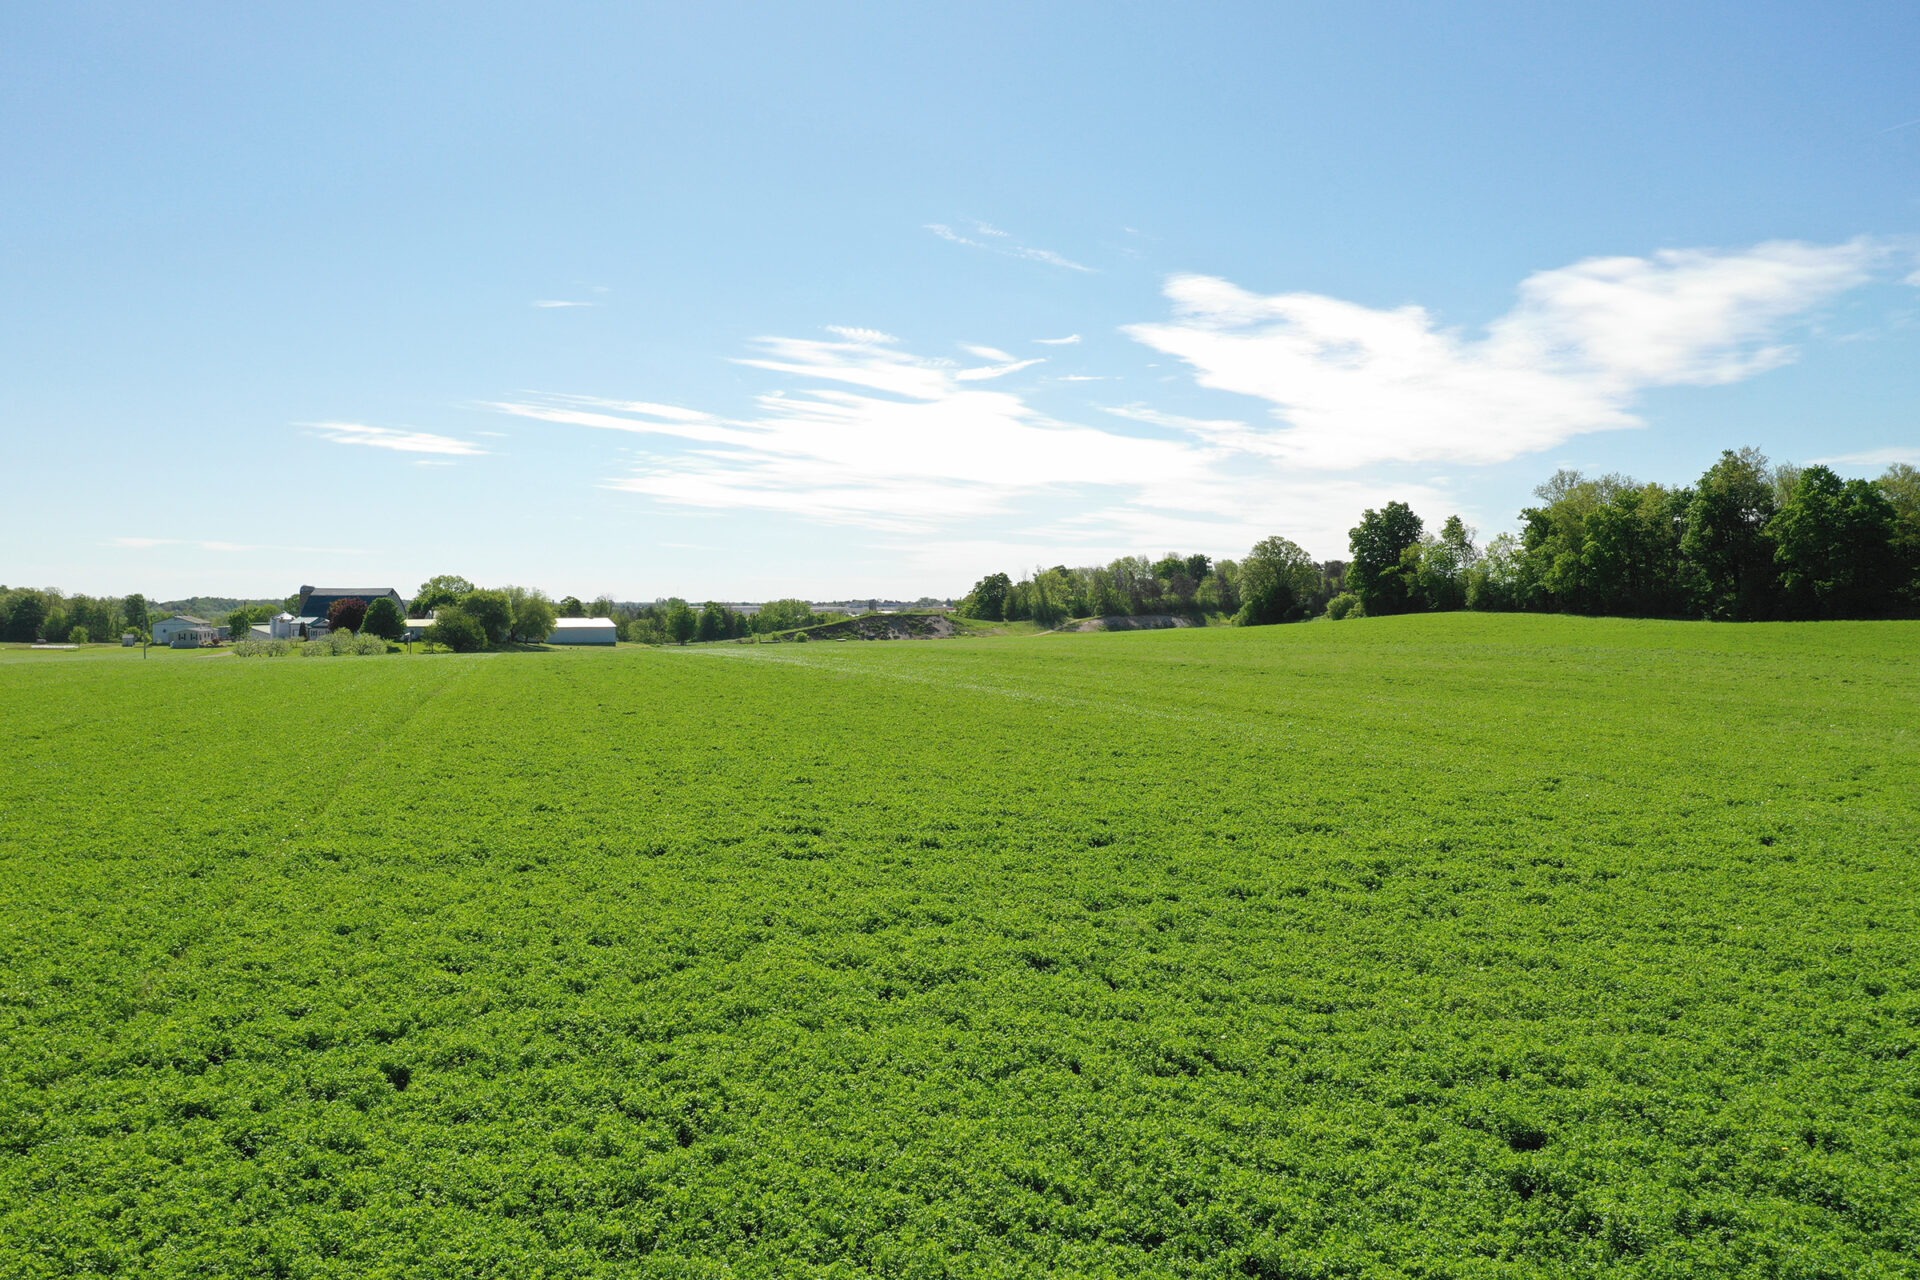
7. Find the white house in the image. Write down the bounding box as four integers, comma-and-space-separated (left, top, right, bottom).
152, 615, 213, 645
548, 616, 618, 645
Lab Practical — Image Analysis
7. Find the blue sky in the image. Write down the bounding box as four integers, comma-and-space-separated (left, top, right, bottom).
4, 2, 1917, 600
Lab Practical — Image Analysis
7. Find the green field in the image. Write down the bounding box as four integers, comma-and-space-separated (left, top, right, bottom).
3, 616, 1917, 1278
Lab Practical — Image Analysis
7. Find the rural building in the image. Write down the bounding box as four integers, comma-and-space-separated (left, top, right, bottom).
293, 585, 404, 623
403, 617, 436, 640
267, 612, 328, 640
166, 623, 220, 648
152, 615, 214, 645
548, 616, 618, 645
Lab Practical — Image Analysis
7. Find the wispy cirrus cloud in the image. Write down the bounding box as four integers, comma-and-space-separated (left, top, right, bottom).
1034, 334, 1082, 345
1813, 445, 1920, 468
492, 328, 1215, 537
107, 537, 368, 554
1125, 238, 1885, 469
534, 299, 596, 308
926, 221, 1093, 272
484, 237, 1896, 558
303, 422, 489, 456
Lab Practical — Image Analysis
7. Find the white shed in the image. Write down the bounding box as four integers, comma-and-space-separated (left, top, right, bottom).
548, 616, 618, 645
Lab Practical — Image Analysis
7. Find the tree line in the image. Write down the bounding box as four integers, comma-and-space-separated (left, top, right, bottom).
957, 451, 1920, 627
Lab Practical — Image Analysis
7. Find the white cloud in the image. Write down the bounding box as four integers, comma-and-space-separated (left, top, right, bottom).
493, 334, 1221, 537
1813, 446, 1920, 468
963, 344, 1016, 362
1057, 375, 1108, 382
1034, 334, 1082, 345
925, 222, 1093, 273
534, 300, 595, 308
1125, 239, 1883, 469
1906, 267, 1920, 287
304, 422, 490, 456
109, 537, 367, 554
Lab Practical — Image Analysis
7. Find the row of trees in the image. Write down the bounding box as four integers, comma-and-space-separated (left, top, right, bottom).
954, 452, 1919, 630
958, 547, 1352, 628
1345, 452, 1919, 622
963, 553, 1274, 626
0, 589, 153, 644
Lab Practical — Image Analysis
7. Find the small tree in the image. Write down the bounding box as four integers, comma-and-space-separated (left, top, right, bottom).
1235, 536, 1324, 625
362, 597, 406, 641
558, 595, 586, 617
122, 593, 150, 635
423, 607, 488, 652
460, 590, 513, 645
665, 600, 697, 645
411, 574, 474, 615
327, 597, 369, 634
512, 593, 557, 643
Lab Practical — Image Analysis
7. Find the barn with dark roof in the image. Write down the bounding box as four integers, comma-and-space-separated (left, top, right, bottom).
294, 585, 406, 622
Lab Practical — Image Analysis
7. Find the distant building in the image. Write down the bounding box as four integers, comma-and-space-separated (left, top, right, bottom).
293, 585, 405, 624
152, 615, 214, 645
267, 612, 328, 640
548, 617, 618, 645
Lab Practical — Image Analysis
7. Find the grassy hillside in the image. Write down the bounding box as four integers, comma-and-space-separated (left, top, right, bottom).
3, 616, 1917, 1277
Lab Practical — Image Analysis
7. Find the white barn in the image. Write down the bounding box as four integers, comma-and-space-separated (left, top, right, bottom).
548, 617, 618, 645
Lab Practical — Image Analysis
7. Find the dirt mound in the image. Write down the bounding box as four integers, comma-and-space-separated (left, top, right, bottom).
789, 613, 962, 641
1072, 614, 1205, 632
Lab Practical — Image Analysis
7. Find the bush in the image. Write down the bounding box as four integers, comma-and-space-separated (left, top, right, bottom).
69, 626, 90, 645
1326, 592, 1364, 621
232, 638, 298, 657
424, 608, 488, 653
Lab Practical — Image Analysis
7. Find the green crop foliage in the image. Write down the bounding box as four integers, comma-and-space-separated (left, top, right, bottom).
1, 615, 1916, 1277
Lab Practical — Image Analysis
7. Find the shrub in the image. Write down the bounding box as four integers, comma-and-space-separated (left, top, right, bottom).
1326, 592, 1364, 621
69, 626, 90, 644
425, 608, 488, 653
232, 639, 298, 657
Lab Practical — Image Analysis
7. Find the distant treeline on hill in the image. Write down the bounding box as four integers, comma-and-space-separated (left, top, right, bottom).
958, 450, 1920, 626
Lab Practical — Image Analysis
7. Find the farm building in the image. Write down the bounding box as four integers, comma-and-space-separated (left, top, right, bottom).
293, 585, 404, 623
548, 617, 618, 645
267, 612, 328, 640
152, 615, 214, 645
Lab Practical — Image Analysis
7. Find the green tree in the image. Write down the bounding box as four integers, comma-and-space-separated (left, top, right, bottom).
68, 625, 91, 644
1682, 448, 1778, 619
752, 598, 817, 632
1235, 536, 1323, 625
960, 573, 1012, 621
1878, 463, 1920, 609
122, 593, 150, 636
1348, 502, 1424, 615
511, 592, 558, 643
460, 589, 513, 645
5, 592, 48, 642
1767, 465, 1898, 618
665, 600, 697, 645
412, 575, 474, 615
1409, 515, 1477, 611
558, 595, 586, 617
362, 597, 406, 641
423, 607, 487, 652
